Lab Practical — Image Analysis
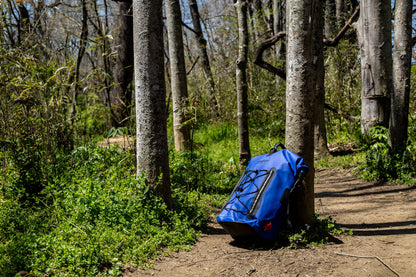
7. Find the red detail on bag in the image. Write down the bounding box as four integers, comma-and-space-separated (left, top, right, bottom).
263, 222, 272, 231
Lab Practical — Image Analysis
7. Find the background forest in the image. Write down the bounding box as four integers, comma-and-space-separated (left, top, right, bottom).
0, 0, 416, 276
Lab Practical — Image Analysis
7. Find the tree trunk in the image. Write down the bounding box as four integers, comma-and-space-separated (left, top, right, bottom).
285, 0, 318, 227
133, 0, 172, 209
273, 0, 286, 88
113, 0, 134, 127
90, 0, 117, 127
249, 0, 269, 39
188, 0, 220, 118
16, 1, 30, 44
336, 0, 348, 27
166, 0, 191, 151
325, 0, 336, 39
313, 1, 329, 158
355, 0, 392, 136
388, 0, 412, 154
69, 0, 89, 125
235, 0, 251, 165
273, 0, 286, 34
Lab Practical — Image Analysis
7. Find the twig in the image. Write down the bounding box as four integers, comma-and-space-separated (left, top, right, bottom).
324, 103, 359, 122
246, 265, 256, 275
186, 56, 200, 75
323, 4, 360, 47
334, 251, 401, 277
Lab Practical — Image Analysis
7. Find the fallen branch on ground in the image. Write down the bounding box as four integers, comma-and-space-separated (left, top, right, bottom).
334, 251, 400, 277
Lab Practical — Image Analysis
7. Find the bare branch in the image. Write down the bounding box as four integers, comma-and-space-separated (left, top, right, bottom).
323, 4, 360, 47
324, 103, 359, 122
186, 56, 200, 75
182, 21, 198, 35
253, 31, 286, 79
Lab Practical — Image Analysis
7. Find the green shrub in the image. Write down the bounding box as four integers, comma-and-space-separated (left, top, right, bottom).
361, 126, 416, 183
0, 146, 209, 276
170, 149, 242, 195
274, 215, 348, 248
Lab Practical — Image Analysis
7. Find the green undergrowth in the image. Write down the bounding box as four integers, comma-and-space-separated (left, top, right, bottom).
2, 118, 414, 276
359, 125, 416, 184
0, 146, 210, 276
285, 215, 351, 248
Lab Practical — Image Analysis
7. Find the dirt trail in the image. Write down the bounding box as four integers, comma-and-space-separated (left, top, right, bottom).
126, 169, 416, 277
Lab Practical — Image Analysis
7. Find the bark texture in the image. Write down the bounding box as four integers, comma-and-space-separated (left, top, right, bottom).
133, 0, 172, 208
235, 0, 251, 165
285, 0, 318, 226
166, 0, 190, 151
313, 1, 329, 158
356, 0, 392, 136
388, 0, 412, 154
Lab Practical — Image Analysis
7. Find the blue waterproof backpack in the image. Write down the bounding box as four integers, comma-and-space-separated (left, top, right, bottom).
216, 143, 309, 240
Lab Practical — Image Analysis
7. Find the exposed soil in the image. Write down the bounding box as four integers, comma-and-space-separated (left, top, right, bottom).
124, 168, 416, 277
98, 136, 135, 149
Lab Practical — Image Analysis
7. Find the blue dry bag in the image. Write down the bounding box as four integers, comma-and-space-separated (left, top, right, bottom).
216, 143, 309, 240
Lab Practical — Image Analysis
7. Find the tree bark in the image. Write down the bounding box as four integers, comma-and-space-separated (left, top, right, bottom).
112, 0, 134, 127
325, 0, 337, 39
235, 0, 251, 165
313, 1, 329, 158
166, 0, 191, 151
253, 32, 286, 79
188, 0, 220, 118
273, 0, 286, 88
133, 0, 172, 209
388, 0, 412, 154
355, 0, 392, 136
285, 0, 318, 227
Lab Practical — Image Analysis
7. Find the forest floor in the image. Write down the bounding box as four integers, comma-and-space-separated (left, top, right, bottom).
123, 167, 416, 277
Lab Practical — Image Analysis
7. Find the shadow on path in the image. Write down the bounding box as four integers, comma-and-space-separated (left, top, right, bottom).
340, 220, 416, 236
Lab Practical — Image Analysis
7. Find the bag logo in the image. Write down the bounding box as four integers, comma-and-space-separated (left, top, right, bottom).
263, 221, 272, 231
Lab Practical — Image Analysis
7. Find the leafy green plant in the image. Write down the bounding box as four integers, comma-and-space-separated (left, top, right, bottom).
0, 146, 211, 276
170, 149, 241, 195
360, 126, 416, 183
285, 215, 348, 248
0, 48, 73, 201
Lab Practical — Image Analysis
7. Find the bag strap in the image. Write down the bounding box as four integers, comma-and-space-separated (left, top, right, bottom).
269, 142, 285, 155
281, 169, 308, 230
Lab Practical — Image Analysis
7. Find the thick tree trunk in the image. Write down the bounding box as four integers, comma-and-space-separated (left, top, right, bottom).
235, 0, 251, 165
188, 0, 220, 118
355, 0, 392, 136
389, 0, 412, 154
133, 0, 172, 209
166, 0, 191, 151
113, 0, 134, 126
286, 0, 318, 227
